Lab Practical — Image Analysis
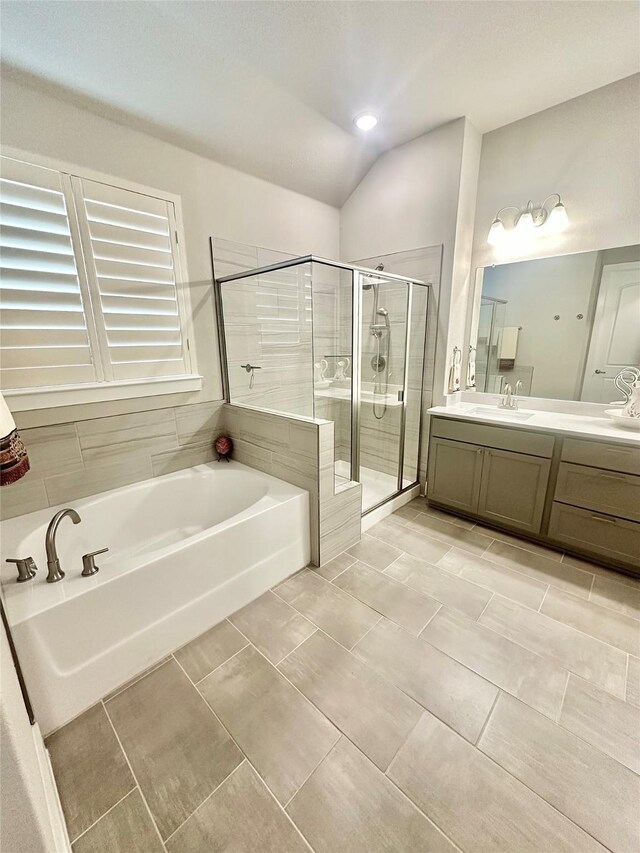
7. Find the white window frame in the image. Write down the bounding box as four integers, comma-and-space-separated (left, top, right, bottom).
1, 146, 201, 411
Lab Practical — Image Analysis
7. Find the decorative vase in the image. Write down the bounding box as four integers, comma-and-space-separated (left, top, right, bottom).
622, 382, 640, 418
214, 434, 233, 461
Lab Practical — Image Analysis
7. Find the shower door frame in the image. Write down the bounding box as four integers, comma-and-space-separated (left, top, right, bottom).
213, 251, 429, 515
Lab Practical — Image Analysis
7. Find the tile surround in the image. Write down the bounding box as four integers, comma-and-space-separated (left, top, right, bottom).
0, 401, 224, 521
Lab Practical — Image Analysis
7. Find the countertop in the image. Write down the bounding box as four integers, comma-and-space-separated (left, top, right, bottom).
428, 403, 640, 447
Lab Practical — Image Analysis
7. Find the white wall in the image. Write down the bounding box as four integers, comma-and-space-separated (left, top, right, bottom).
482, 252, 599, 399
1, 626, 58, 853
471, 74, 640, 272
0, 76, 340, 427
340, 117, 481, 401
465, 74, 640, 399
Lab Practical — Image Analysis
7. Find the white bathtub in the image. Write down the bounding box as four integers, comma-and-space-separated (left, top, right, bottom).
0, 460, 309, 734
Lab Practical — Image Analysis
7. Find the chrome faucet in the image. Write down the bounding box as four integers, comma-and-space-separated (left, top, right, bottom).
45, 509, 81, 583
498, 383, 517, 410
498, 380, 523, 410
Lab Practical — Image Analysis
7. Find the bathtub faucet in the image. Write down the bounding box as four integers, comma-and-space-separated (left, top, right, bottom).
45, 508, 81, 583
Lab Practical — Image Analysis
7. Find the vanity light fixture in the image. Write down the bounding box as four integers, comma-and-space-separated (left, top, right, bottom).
354, 113, 378, 131
487, 194, 569, 245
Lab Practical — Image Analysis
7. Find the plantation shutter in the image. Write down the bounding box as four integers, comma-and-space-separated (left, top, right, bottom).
71, 177, 190, 381
0, 158, 99, 389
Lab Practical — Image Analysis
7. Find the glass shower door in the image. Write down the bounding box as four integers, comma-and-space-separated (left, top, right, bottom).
356, 274, 409, 512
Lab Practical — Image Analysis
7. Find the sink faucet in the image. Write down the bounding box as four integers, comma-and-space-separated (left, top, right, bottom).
498, 383, 517, 410
498, 380, 523, 410
45, 509, 81, 583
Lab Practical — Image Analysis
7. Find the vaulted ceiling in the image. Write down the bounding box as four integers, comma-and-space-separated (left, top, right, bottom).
1, 1, 638, 206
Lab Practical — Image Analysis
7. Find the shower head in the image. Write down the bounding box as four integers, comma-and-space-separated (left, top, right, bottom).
376, 308, 388, 316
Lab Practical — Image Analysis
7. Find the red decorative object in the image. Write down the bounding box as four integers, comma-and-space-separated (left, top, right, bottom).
214, 434, 233, 462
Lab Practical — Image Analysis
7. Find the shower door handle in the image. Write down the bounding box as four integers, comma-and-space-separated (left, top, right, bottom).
397, 390, 404, 402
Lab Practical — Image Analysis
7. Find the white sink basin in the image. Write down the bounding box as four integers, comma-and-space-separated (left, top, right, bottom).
467, 407, 535, 422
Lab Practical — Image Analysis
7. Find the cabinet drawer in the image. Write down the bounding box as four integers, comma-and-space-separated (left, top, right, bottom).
555, 462, 640, 522
561, 437, 640, 476
431, 417, 554, 458
548, 502, 640, 569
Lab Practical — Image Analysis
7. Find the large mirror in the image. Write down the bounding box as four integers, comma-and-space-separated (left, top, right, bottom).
468, 244, 640, 403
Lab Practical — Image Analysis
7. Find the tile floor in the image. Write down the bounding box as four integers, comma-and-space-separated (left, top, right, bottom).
45, 497, 640, 853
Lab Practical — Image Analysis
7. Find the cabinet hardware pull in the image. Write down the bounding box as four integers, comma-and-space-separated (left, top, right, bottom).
590, 515, 617, 524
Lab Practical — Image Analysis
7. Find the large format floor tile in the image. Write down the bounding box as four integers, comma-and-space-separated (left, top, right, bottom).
628, 655, 640, 706
406, 498, 476, 530
367, 517, 451, 565
72, 789, 163, 853
479, 693, 640, 853
312, 552, 356, 581
174, 620, 248, 683
346, 533, 403, 570
199, 645, 339, 804
484, 539, 593, 598
279, 630, 422, 770
385, 551, 493, 619
479, 595, 628, 697
590, 571, 640, 618
106, 659, 242, 840
353, 618, 498, 742
275, 569, 380, 648
46, 703, 135, 842
559, 675, 640, 774
228, 591, 316, 664
388, 712, 605, 853
437, 547, 548, 610
287, 737, 455, 853
541, 586, 640, 655
421, 607, 568, 720
405, 512, 493, 556
166, 762, 308, 853
333, 560, 440, 634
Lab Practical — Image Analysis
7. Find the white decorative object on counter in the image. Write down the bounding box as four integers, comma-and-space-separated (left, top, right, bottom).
604, 409, 640, 431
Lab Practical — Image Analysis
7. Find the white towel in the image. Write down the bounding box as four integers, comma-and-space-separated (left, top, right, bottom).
467, 348, 476, 388
449, 348, 461, 393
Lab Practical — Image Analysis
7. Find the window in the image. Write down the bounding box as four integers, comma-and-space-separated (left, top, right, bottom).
0, 154, 199, 409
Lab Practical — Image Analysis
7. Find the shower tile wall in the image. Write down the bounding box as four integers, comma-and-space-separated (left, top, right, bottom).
212, 238, 314, 417
0, 402, 225, 520
354, 246, 442, 485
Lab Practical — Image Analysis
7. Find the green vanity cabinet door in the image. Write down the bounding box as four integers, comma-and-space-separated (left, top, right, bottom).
427, 437, 484, 514
477, 447, 551, 534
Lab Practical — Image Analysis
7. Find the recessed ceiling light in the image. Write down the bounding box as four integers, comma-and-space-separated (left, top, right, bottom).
354, 113, 378, 131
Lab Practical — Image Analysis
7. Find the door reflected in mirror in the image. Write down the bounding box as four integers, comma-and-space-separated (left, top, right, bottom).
469, 244, 640, 403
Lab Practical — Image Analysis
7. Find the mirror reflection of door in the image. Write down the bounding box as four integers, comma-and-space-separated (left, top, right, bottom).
581, 261, 640, 403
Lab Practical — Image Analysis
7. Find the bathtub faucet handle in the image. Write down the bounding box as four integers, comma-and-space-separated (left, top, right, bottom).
81, 548, 108, 577
6, 557, 38, 583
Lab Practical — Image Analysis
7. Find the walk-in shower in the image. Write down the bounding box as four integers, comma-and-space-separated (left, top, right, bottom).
212, 251, 430, 514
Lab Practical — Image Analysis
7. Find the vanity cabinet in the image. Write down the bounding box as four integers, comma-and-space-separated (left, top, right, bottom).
427, 419, 552, 535
427, 415, 640, 574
